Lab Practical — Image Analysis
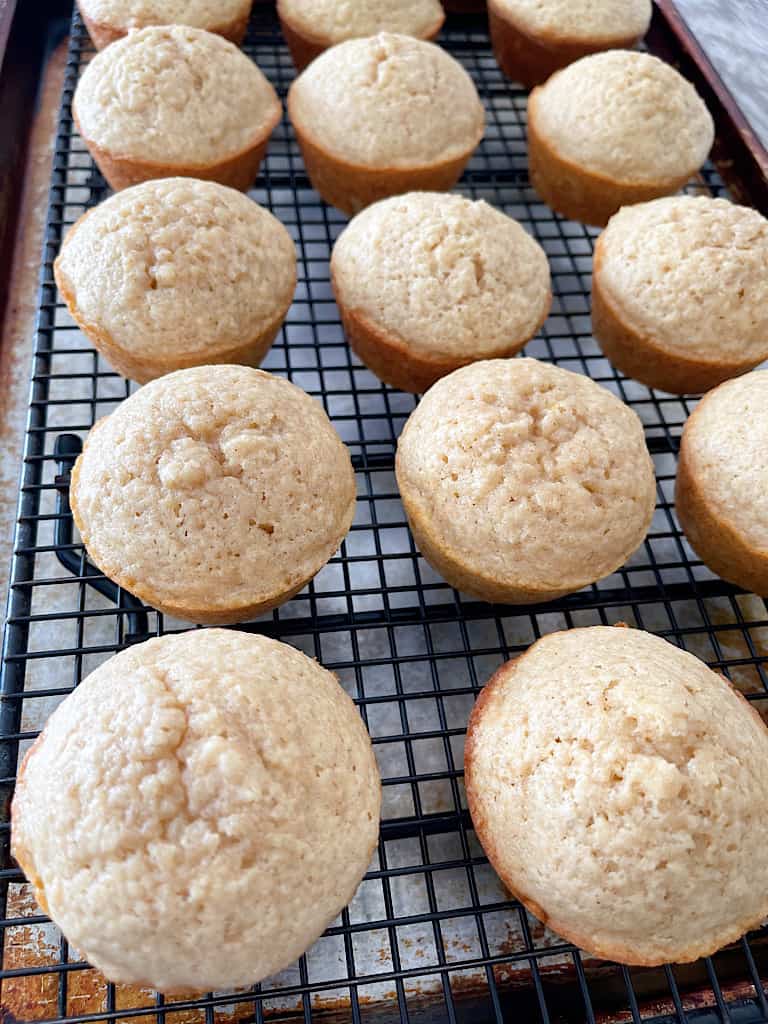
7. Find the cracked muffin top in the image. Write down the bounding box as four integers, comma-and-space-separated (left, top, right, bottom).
78, 0, 252, 37
531, 51, 713, 184
73, 25, 281, 165
287, 33, 484, 167
396, 358, 655, 596
277, 0, 444, 45
55, 179, 296, 367
331, 192, 551, 357
595, 195, 768, 362
69, 366, 356, 622
679, 370, 768, 552
491, 0, 651, 42
12, 628, 381, 992
465, 625, 768, 964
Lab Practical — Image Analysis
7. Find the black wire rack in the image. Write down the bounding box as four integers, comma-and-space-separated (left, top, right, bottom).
2, 5, 768, 1024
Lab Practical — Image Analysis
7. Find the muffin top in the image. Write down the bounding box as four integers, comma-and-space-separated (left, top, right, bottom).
277, 0, 444, 45
288, 33, 484, 167
78, 0, 251, 32
12, 629, 380, 992
73, 25, 281, 165
531, 51, 713, 184
332, 193, 551, 357
680, 371, 768, 552
596, 196, 768, 363
465, 625, 768, 964
396, 358, 655, 595
70, 366, 356, 619
492, 0, 651, 42
55, 179, 296, 363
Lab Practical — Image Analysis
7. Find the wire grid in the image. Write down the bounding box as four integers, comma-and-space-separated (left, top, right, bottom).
2, 5, 768, 1024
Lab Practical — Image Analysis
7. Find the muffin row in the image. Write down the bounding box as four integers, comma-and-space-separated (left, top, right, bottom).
71, 4, 715, 229
13, 623, 768, 991
65, 6, 749, 459
76, 0, 649, 86
77, 0, 448, 55
60, 354, 768, 626
56, 180, 768, 397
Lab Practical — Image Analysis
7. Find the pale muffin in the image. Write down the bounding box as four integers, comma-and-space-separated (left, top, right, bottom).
592, 196, 768, 394
277, 0, 444, 71
489, 0, 651, 88
78, 0, 253, 49
465, 625, 768, 964
395, 358, 655, 603
70, 366, 356, 624
528, 51, 714, 226
12, 629, 381, 993
676, 371, 768, 595
331, 192, 551, 392
73, 26, 281, 191
287, 33, 485, 215
54, 179, 296, 383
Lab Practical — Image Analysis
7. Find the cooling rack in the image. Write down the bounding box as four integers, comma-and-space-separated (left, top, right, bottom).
1, 4, 767, 1023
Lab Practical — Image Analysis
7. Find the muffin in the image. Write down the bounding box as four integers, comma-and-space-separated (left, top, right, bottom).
331, 192, 551, 392
676, 371, 768, 595
465, 625, 768, 965
592, 196, 768, 394
70, 366, 356, 624
73, 25, 281, 192
527, 51, 714, 226
54, 179, 296, 383
78, 0, 253, 49
489, 0, 651, 88
395, 358, 656, 603
12, 629, 381, 993
277, 0, 444, 71
287, 33, 485, 215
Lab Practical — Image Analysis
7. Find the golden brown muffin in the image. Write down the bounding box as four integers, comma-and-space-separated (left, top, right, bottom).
277, 0, 444, 71
70, 366, 356, 624
488, 0, 651, 88
287, 33, 484, 215
592, 195, 768, 394
73, 25, 281, 191
676, 371, 768, 595
465, 625, 768, 965
527, 51, 714, 226
13, 629, 380, 992
396, 358, 656, 603
331, 192, 551, 392
54, 179, 296, 383
78, 0, 253, 48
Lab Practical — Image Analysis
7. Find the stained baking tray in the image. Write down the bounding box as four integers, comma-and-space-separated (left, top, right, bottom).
1, 2, 768, 1023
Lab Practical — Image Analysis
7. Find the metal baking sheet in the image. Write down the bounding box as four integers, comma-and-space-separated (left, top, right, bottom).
1, 5, 767, 1023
